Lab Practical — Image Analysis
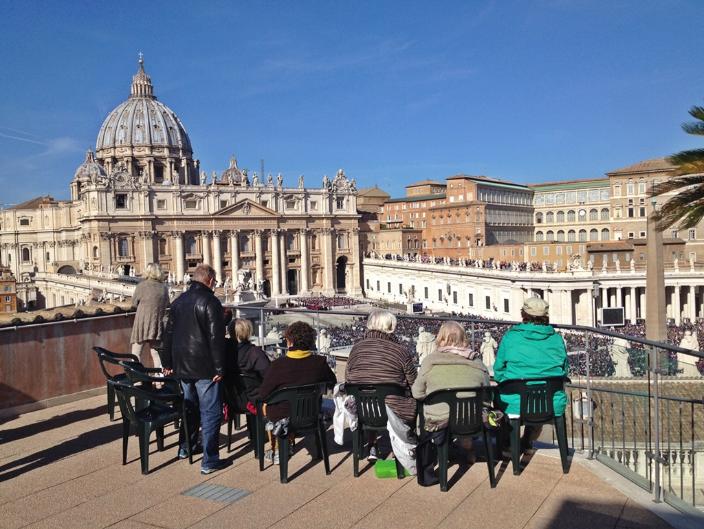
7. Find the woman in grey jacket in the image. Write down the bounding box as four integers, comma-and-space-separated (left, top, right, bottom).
412, 321, 489, 482
130, 263, 170, 369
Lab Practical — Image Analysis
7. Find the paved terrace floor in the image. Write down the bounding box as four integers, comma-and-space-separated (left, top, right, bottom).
0, 396, 675, 529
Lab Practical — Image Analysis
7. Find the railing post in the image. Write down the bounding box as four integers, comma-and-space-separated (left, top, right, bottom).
585, 332, 595, 459
650, 345, 662, 503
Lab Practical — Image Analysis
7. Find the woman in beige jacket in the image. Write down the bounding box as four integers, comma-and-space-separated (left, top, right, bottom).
130, 263, 170, 368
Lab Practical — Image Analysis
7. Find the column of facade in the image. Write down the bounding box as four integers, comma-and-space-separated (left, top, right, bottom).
322, 228, 335, 295
212, 230, 223, 284
99, 235, 112, 274
141, 231, 155, 271
173, 231, 185, 282
230, 230, 240, 275
629, 286, 637, 323
279, 231, 288, 294
254, 230, 264, 286
673, 285, 682, 325
601, 287, 608, 309
202, 231, 212, 265
270, 229, 281, 296
640, 288, 646, 320
299, 228, 310, 294
699, 286, 704, 319
350, 228, 362, 296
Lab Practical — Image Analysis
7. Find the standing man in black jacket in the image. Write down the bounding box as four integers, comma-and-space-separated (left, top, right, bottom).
161, 263, 231, 474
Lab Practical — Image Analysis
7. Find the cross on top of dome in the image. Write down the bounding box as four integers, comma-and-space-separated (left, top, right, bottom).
130, 53, 154, 99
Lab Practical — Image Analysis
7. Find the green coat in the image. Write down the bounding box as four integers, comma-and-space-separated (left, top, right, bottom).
493, 323, 569, 417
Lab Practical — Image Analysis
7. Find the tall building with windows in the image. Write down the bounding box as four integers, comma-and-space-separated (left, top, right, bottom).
0, 57, 362, 306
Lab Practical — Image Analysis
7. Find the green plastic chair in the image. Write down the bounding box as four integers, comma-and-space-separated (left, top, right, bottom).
343, 383, 408, 479
497, 376, 570, 475
255, 383, 330, 483
418, 386, 497, 491
113, 377, 192, 475
93, 346, 142, 421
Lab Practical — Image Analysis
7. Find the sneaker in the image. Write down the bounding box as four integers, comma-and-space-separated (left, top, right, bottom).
367, 446, 378, 463
178, 445, 202, 459
265, 449, 280, 465
200, 459, 232, 475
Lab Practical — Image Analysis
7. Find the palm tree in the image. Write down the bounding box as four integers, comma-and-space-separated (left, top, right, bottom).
650, 104, 704, 231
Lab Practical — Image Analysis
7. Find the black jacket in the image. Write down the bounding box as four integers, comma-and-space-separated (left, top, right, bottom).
236, 341, 270, 401
161, 281, 226, 380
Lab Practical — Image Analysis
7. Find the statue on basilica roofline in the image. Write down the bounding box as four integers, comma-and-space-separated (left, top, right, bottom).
322, 174, 330, 190
252, 172, 260, 187
211, 171, 217, 185
241, 169, 249, 187
200, 171, 207, 186
266, 173, 274, 187
298, 175, 305, 189
277, 173, 283, 189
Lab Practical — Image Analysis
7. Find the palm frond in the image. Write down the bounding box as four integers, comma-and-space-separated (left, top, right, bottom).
683, 122, 704, 136
649, 173, 704, 197
667, 149, 704, 175
653, 187, 704, 230
688, 105, 704, 121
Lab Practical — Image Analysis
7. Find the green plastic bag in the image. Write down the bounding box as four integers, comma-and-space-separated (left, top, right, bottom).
374, 459, 411, 478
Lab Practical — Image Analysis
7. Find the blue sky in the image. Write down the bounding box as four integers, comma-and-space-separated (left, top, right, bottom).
0, 0, 702, 204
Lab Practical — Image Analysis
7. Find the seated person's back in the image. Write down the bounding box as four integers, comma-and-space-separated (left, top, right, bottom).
494, 297, 569, 417
257, 321, 337, 422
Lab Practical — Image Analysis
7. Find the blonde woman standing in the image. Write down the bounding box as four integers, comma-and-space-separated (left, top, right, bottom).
130, 263, 170, 368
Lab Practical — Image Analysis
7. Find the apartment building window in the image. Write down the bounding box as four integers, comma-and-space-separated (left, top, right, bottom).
452, 291, 457, 304
689, 229, 696, 240
600, 208, 609, 220
438, 289, 443, 301
639, 231, 646, 238
424, 286, 429, 299
627, 180, 634, 195
567, 210, 575, 222
387, 282, 391, 293
672, 230, 679, 239
399, 284, 403, 295
556, 211, 565, 223
485, 295, 491, 310
628, 232, 634, 239
639, 198, 646, 217
377, 280, 380, 291
627, 199, 634, 218
613, 185, 621, 197
638, 181, 647, 194
530, 247, 537, 257
615, 207, 622, 219
543, 246, 549, 256
503, 299, 510, 313
468, 292, 474, 306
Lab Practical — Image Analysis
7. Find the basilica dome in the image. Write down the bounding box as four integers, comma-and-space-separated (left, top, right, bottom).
94, 56, 198, 184
95, 57, 192, 157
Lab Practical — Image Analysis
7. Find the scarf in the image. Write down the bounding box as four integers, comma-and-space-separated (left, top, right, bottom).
286, 349, 312, 359
436, 345, 480, 360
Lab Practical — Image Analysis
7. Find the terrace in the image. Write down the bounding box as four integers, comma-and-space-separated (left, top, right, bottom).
1, 307, 703, 529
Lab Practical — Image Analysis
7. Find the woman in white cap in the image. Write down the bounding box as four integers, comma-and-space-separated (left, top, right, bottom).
494, 296, 569, 451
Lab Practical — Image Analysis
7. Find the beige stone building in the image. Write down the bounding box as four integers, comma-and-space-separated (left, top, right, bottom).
0, 58, 362, 306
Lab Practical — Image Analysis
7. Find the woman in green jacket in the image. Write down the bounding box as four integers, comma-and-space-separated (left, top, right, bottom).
494, 297, 569, 449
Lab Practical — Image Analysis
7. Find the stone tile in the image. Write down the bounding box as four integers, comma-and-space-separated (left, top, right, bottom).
130, 495, 227, 529
188, 482, 327, 529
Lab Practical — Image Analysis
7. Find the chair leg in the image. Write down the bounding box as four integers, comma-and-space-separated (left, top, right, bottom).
121, 419, 130, 465
319, 424, 331, 475
156, 426, 165, 452
510, 418, 521, 475
246, 414, 255, 445
181, 407, 193, 465
234, 413, 242, 430
139, 425, 151, 475
352, 428, 360, 477
555, 415, 569, 474
483, 429, 497, 488
107, 383, 115, 421
438, 436, 449, 491
279, 435, 289, 484
314, 428, 323, 460
227, 418, 233, 453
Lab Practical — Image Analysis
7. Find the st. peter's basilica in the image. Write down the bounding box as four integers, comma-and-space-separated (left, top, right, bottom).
0, 57, 362, 300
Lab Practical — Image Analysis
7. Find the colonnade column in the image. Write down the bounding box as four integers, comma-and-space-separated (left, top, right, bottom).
601, 287, 609, 309
562, 290, 573, 326
254, 230, 264, 286
279, 231, 288, 295
687, 285, 696, 322
322, 228, 335, 295
673, 285, 682, 325
299, 228, 310, 294
173, 231, 185, 283
270, 229, 281, 296
629, 286, 637, 324
230, 230, 240, 276
212, 230, 222, 284
202, 231, 211, 266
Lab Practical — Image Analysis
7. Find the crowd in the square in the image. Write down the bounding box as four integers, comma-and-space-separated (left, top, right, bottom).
366, 252, 556, 273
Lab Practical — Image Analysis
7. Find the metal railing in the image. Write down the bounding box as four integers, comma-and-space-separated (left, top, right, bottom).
228, 303, 704, 516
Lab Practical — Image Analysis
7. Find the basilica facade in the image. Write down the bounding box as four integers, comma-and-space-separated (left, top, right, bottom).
0, 58, 362, 301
